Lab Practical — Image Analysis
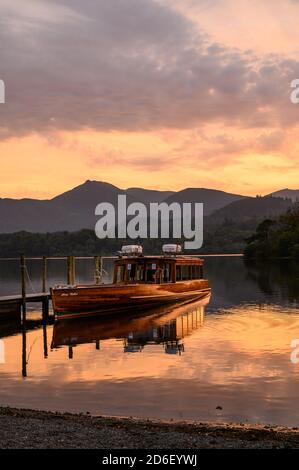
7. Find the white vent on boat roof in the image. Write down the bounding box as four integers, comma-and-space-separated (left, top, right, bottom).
121, 245, 143, 255
162, 244, 182, 254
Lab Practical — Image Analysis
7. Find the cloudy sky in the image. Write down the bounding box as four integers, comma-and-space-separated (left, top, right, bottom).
0, 0, 299, 198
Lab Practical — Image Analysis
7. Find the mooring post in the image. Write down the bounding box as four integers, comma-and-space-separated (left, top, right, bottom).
94, 256, 102, 284
96, 339, 100, 350
41, 256, 49, 323
20, 254, 27, 377
42, 256, 47, 293
42, 297, 49, 321
22, 325, 27, 377
43, 321, 48, 359
71, 256, 76, 284
67, 256, 76, 285
20, 254, 26, 320
68, 346, 73, 359
67, 256, 71, 285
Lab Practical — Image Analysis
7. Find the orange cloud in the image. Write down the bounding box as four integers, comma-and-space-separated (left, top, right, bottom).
1, 0, 299, 197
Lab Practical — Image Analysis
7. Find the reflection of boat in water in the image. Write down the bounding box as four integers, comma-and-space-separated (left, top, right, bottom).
51, 245, 211, 319
51, 294, 210, 355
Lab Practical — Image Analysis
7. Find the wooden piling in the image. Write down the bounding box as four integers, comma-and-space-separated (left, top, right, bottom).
42, 258, 49, 320
42, 256, 47, 293
42, 297, 49, 320
94, 256, 102, 284
43, 321, 48, 359
22, 325, 27, 377
20, 254, 26, 314
67, 256, 76, 285
20, 254, 27, 331
67, 256, 71, 285
68, 346, 73, 359
20, 254, 27, 377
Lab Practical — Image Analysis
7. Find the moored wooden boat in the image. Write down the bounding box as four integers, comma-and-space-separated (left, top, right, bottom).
51, 245, 211, 319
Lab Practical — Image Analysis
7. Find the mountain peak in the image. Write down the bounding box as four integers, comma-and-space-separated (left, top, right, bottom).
268, 188, 299, 202
82, 179, 118, 188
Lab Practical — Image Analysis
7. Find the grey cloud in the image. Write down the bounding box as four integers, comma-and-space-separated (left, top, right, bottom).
0, 0, 299, 139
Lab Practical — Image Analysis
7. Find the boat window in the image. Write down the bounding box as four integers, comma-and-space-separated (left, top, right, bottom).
116, 265, 125, 283
176, 264, 203, 281
163, 263, 172, 283
191, 265, 196, 279
146, 263, 157, 283
191, 265, 201, 279
127, 263, 136, 282
126, 263, 145, 282
136, 264, 145, 281
176, 265, 182, 281
181, 265, 190, 280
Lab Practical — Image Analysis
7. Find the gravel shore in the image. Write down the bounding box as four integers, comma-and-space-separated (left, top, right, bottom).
1, 407, 299, 449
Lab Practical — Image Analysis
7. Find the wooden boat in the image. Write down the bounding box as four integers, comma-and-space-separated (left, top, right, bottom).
51, 245, 211, 319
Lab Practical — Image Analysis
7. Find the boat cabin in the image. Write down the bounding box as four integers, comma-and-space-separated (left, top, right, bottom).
113, 245, 204, 285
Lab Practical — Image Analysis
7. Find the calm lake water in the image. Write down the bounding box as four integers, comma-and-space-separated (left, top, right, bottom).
1, 256, 299, 426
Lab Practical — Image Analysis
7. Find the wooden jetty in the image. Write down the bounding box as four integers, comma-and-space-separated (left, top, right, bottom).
0, 254, 105, 321
0, 292, 51, 320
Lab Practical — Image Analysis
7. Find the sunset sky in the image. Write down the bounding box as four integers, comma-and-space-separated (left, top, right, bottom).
1, 0, 299, 199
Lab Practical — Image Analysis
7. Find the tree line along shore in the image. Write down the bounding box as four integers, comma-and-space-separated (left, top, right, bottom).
0, 205, 298, 260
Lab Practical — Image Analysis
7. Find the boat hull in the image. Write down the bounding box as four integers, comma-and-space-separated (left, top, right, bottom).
51, 280, 210, 319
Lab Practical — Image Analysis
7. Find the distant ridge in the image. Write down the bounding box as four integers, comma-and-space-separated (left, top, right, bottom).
208, 196, 293, 224
0, 180, 295, 233
126, 187, 175, 204
164, 188, 247, 215
268, 188, 299, 202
